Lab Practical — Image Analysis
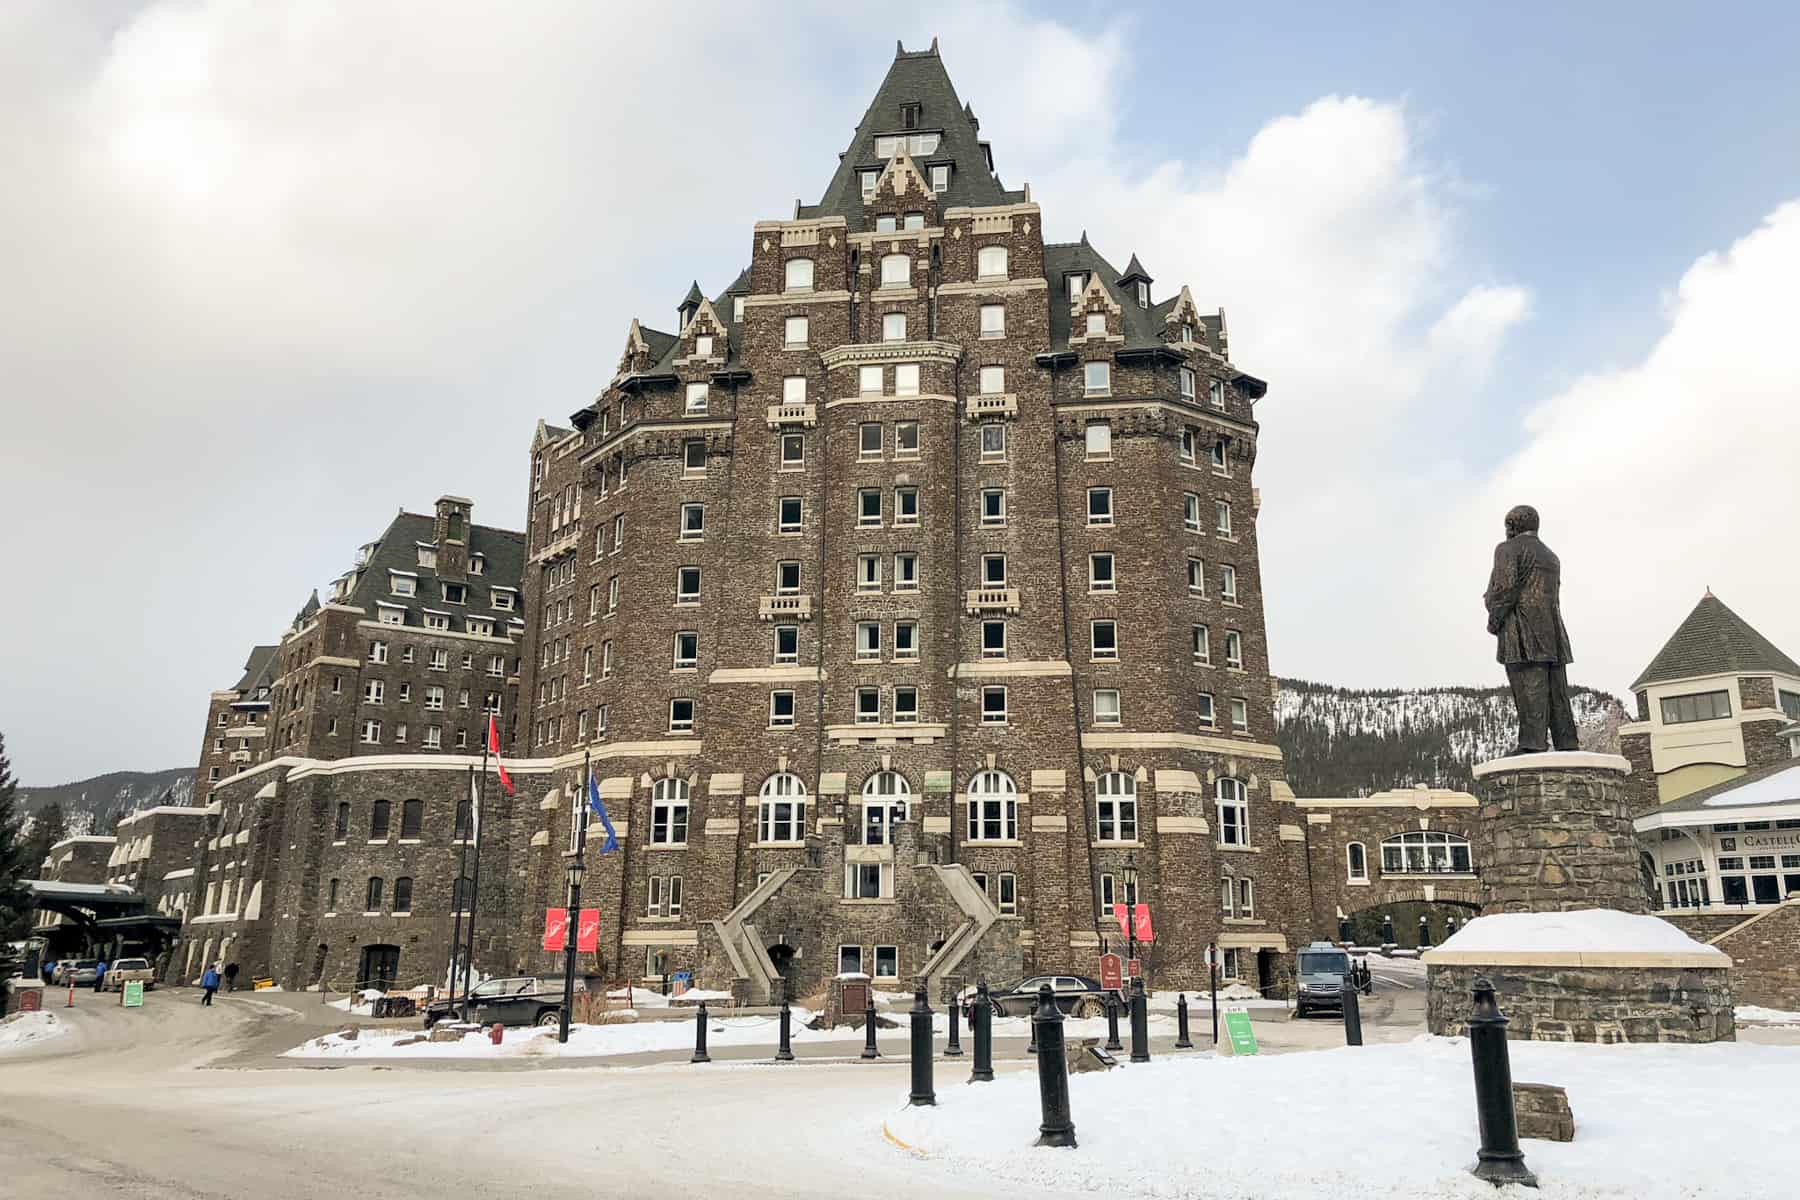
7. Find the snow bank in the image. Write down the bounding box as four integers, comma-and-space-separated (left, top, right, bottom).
885, 1037, 1800, 1199
285, 1008, 858, 1059
0, 1011, 69, 1052
1736, 1005, 1800, 1025
1434, 909, 1727, 957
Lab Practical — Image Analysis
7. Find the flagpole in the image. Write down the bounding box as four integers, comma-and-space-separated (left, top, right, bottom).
559, 753, 591, 1044
461, 718, 489, 1023
447, 765, 472, 1006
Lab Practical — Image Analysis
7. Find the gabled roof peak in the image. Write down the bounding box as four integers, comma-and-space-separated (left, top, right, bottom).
1120, 252, 1152, 284
896, 37, 939, 59
681, 280, 704, 307
1631, 592, 1800, 689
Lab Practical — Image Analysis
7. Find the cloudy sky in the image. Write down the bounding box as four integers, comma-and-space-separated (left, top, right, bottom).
4, 1, 1798, 784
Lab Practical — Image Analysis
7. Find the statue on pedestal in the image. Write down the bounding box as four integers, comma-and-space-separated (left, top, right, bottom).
1484, 505, 1578, 753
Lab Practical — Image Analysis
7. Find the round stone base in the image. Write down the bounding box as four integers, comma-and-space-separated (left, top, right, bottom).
1426, 960, 1734, 1043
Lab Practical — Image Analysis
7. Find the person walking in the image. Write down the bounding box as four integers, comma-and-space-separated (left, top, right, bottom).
201, 964, 220, 1006
223, 962, 240, 993
93, 959, 108, 993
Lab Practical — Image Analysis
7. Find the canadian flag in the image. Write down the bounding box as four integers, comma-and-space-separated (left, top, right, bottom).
487, 714, 514, 794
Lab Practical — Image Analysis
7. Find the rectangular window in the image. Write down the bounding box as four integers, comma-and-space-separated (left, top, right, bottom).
861, 170, 878, 198
1216, 500, 1233, 537
1226, 630, 1243, 669
981, 489, 1006, 525
860, 421, 882, 457
981, 554, 1006, 587
780, 432, 805, 467
893, 687, 918, 724
1231, 697, 1249, 732
881, 253, 910, 287
894, 621, 918, 659
857, 554, 882, 591
694, 334, 713, 358
1188, 558, 1205, 594
677, 566, 701, 602
1209, 379, 1226, 409
894, 552, 919, 591
873, 945, 898, 979
980, 304, 1005, 337
1067, 273, 1087, 302
997, 873, 1017, 915
612, 514, 624, 550
1084, 361, 1111, 396
1197, 692, 1216, 729
859, 365, 883, 395
895, 363, 920, 396
1221, 564, 1238, 603
425, 686, 444, 711
363, 679, 384, 705
1087, 487, 1113, 525
1085, 422, 1111, 459
856, 622, 882, 661
774, 624, 799, 664
978, 365, 1005, 396
669, 698, 695, 733
782, 376, 807, 406
838, 945, 863, 975
1094, 689, 1121, 725
1085, 312, 1106, 336
777, 561, 801, 594
1179, 428, 1197, 465
1180, 367, 1196, 399
369, 641, 388, 664
786, 258, 813, 291
856, 687, 881, 725
785, 316, 809, 347
685, 382, 708, 414
895, 421, 919, 456
1659, 690, 1733, 724
680, 503, 705, 540
1091, 620, 1118, 661
930, 164, 948, 193
1184, 493, 1201, 533
770, 690, 796, 729
981, 620, 1006, 659
882, 312, 906, 342
607, 575, 620, 614
858, 490, 882, 526
895, 487, 919, 525
673, 631, 699, 669
1192, 624, 1211, 664
1089, 552, 1115, 592
361, 719, 382, 745
981, 686, 1008, 724
601, 641, 613, 678
779, 496, 803, 533
980, 424, 1007, 460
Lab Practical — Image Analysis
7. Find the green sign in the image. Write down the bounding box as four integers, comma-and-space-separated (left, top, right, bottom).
122, 981, 145, 1008
1223, 1008, 1258, 1055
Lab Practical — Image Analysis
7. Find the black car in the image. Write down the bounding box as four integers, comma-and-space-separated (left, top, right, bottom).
965, 975, 1110, 1020
421, 976, 581, 1029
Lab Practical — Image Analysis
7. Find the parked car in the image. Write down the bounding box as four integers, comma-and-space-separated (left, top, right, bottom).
53, 959, 101, 985
421, 976, 583, 1029
101, 958, 157, 992
1293, 942, 1354, 1018
964, 975, 1110, 1021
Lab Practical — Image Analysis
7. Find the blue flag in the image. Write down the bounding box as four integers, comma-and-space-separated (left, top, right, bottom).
587, 771, 619, 853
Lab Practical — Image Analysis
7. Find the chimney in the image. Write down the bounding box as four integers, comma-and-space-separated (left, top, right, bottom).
434, 496, 473, 577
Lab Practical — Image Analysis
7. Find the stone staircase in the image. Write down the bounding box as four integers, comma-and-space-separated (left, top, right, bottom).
708, 867, 797, 1005
914, 863, 1000, 999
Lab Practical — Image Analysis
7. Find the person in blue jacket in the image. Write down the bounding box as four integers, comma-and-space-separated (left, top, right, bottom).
93, 959, 108, 992
201, 964, 220, 1006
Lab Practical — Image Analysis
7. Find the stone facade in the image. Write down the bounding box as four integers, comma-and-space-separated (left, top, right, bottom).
1474, 755, 1646, 915
194, 647, 278, 804
105, 806, 209, 920
1425, 960, 1733, 1043
1293, 787, 1483, 935
1701, 897, 1800, 1010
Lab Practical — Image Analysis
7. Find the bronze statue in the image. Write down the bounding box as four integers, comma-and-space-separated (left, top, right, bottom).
1484, 505, 1578, 753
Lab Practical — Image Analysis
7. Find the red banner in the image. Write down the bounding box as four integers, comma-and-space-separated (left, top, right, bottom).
1112, 902, 1131, 940
543, 907, 569, 952
1133, 903, 1155, 943
576, 907, 600, 953
1098, 952, 1123, 992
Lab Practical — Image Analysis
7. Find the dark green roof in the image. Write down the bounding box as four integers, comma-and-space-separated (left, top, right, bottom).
1044, 237, 1194, 352
1631, 593, 1800, 689
1119, 252, 1151, 283
341, 511, 527, 637
231, 645, 280, 696
799, 41, 1024, 228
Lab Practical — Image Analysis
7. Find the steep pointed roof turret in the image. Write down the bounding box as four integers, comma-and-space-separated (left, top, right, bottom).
1119, 252, 1152, 284
680, 280, 704, 307
1631, 593, 1800, 689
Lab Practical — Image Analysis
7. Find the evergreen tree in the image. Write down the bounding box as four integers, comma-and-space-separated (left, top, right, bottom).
21, 798, 65, 881
0, 732, 32, 938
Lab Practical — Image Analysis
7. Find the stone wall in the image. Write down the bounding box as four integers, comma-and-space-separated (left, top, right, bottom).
1475, 757, 1645, 915
1425, 961, 1734, 1043
1705, 898, 1800, 1010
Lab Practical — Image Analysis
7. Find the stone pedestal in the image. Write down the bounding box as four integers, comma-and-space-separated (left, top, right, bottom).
1472, 752, 1645, 914
1425, 954, 1734, 1042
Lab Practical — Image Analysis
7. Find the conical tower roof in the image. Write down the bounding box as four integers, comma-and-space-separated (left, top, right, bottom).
1631, 592, 1800, 689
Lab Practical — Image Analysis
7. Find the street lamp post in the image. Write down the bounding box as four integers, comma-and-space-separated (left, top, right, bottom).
558, 852, 585, 1045
1123, 853, 1139, 989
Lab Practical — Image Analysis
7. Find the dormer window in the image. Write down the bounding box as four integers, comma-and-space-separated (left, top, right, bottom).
901, 102, 921, 129
417, 546, 437, 568
1066, 273, 1087, 302
929, 164, 949, 193
470, 554, 485, 576
1136, 281, 1149, 308
861, 170, 878, 199
732, 295, 745, 322
785, 258, 814, 292
389, 572, 416, 597
1181, 322, 1196, 343
443, 583, 466, 605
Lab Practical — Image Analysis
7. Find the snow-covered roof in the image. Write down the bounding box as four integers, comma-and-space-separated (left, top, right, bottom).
25, 879, 137, 897
1635, 759, 1800, 829
1424, 909, 1727, 968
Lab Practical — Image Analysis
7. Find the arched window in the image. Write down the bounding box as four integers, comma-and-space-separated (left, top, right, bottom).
369, 799, 391, 840
392, 876, 413, 913
651, 778, 689, 845
1094, 772, 1137, 842
977, 245, 1009, 279
400, 798, 423, 839
860, 771, 911, 845
758, 773, 809, 844
1347, 841, 1368, 881
966, 770, 1018, 841
1380, 830, 1472, 875
365, 876, 383, 912
880, 253, 911, 287
785, 257, 814, 292
1215, 777, 1247, 846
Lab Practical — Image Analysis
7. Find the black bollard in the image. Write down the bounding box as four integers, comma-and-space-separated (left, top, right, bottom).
908, 985, 935, 1106
1129, 976, 1150, 1063
1026, 996, 1039, 1054
945, 987, 963, 1057
1382, 914, 1395, 945
1342, 973, 1363, 1046
1175, 992, 1193, 1049
1420, 914, 1433, 949
861, 994, 880, 1060
1104, 991, 1123, 1051
690, 1000, 711, 1063
1338, 916, 1353, 944
1466, 977, 1537, 1189
970, 981, 995, 1083
1209, 950, 1220, 1045
775, 994, 794, 1062
1031, 983, 1076, 1148
1447, 915, 1459, 937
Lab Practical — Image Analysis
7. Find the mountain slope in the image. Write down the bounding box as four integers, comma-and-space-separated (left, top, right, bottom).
18, 768, 196, 835
1274, 678, 1626, 798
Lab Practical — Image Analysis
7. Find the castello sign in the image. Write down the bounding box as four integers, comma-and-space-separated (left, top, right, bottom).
1739, 832, 1800, 851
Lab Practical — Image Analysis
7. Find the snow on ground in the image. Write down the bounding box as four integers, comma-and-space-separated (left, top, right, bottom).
0, 1011, 69, 1053
885, 1036, 1800, 1199
1736, 1005, 1800, 1024
1435, 909, 1726, 956
286, 1009, 859, 1059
